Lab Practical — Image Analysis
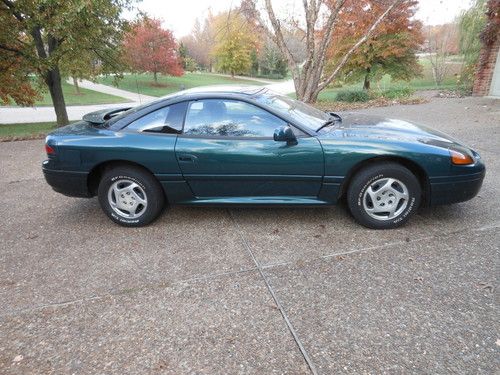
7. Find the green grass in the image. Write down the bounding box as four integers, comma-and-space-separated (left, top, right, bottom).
0, 122, 58, 138
35, 81, 129, 106
318, 56, 463, 101
1, 81, 129, 107
4, 82, 129, 107
98, 72, 265, 97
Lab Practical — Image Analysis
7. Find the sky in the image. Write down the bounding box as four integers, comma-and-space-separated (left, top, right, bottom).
128, 0, 475, 38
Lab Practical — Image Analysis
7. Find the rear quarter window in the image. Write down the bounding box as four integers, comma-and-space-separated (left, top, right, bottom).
125, 102, 187, 134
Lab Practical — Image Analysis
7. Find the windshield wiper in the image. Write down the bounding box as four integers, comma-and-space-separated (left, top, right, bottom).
316, 112, 342, 132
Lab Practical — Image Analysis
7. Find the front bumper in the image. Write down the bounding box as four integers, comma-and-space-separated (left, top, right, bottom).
429, 169, 485, 205
42, 161, 91, 198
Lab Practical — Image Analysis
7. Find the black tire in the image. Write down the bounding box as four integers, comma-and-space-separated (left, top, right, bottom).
347, 163, 421, 229
97, 165, 165, 227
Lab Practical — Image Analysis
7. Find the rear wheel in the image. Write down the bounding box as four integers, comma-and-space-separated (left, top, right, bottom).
347, 163, 421, 229
98, 165, 165, 227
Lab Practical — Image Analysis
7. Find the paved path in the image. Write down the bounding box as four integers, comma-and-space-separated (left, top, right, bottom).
73, 79, 156, 102
0, 77, 295, 124
0, 97, 498, 374
196, 73, 295, 94
204, 72, 277, 85
265, 79, 295, 94
0, 79, 156, 124
0, 103, 135, 124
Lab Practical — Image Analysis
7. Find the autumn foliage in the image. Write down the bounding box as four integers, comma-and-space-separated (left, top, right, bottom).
0, 58, 40, 106
0, 6, 39, 106
328, 0, 424, 90
213, 12, 259, 77
124, 17, 183, 83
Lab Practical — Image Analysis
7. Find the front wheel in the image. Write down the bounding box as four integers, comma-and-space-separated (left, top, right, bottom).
347, 163, 421, 229
98, 165, 165, 227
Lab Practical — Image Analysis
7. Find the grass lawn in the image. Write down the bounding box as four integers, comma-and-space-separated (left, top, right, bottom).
0, 122, 58, 139
317, 56, 463, 101
98, 72, 265, 97
1, 81, 129, 107
37, 82, 129, 106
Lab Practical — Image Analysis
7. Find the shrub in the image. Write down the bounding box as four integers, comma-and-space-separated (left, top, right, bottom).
335, 89, 370, 102
380, 87, 414, 99
255, 73, 285, 80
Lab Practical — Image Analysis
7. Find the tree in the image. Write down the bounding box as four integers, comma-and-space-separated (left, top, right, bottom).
0, 0, 130, 126
458, 0, 487, 90
124, 17, 183, 84
213, 12, 258, 77
181, 14, 217, 71
250, 48, 259, 76
259, 38, 288, 78
179, 41, 199, 72
328, 0, 423, 90
424, 23, 459, 86
0, 58, 40, 106
242, 0, 402, 102
0, 10, 39, 105
60, 48, 103, 95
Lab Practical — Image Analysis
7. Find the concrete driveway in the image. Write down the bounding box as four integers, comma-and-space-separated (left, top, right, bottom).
0, 97, 498, 374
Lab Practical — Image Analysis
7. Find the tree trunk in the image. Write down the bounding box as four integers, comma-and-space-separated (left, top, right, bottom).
363, 68, 371, 91
431, 64, 439, 87
73, 76, 80, 94
301, 89, 320, 103
45, 68, 69, 126
256, 0, 401, 104
231, 70, 235, 78
295, 71, 321, 103
153, 71, 158, 83
30, 28, 68, 126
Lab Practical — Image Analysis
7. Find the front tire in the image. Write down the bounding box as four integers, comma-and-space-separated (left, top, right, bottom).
347, 163, 421, 229
98, 165, 165, 227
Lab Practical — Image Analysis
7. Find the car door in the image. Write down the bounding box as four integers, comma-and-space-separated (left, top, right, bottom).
174, 98, 324, 198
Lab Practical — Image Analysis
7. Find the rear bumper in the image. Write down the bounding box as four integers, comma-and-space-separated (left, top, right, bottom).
429, 169, 485, 205
42, 161, 91, 198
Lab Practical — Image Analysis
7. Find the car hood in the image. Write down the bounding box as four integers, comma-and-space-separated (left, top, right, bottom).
320, 112, 465, 148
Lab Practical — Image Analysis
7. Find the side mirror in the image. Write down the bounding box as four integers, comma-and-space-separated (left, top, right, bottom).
273, 125, 297, 145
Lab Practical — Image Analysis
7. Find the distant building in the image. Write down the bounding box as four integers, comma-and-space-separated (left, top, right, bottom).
473, 2, 500, 97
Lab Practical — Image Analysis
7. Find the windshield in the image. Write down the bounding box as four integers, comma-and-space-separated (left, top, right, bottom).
255, 91, 330, 131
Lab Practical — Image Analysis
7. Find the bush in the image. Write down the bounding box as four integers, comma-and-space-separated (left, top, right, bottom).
380, 87, 414, 99
255, 73, 285, 80
335, 89, 370, 102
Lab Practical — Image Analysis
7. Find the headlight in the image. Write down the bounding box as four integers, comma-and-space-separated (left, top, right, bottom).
449, 146, 474, 165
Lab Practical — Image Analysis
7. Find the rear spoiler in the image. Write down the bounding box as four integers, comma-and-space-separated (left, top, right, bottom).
82, 107, 132, 125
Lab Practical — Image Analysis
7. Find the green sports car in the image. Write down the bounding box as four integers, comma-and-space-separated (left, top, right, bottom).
42, 86, 485, 229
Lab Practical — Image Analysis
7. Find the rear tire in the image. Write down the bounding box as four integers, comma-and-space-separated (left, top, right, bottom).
347, 163, 421, 229
98, 165, 165, 227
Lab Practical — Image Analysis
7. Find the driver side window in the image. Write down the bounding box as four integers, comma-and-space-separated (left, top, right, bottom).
183, 99, 287, 137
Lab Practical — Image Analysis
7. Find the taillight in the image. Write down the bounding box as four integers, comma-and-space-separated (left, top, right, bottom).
45, 144, 55, 155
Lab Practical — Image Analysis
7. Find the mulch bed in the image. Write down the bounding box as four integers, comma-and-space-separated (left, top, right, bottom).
0, 133, 47, 142
312, 96, 428, 112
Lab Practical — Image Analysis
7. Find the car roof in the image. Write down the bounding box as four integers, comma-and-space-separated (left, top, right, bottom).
180, 85, 268, 96
108, 85, 274, 128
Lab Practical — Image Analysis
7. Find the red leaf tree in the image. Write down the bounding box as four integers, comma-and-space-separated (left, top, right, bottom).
327, 0, 424, 91
124, 17, 183, 83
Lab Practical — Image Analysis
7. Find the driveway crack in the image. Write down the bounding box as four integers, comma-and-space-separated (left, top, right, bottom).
228, 209, 318, 375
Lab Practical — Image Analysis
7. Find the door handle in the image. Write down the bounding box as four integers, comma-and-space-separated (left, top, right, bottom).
178, 154, 197, 162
